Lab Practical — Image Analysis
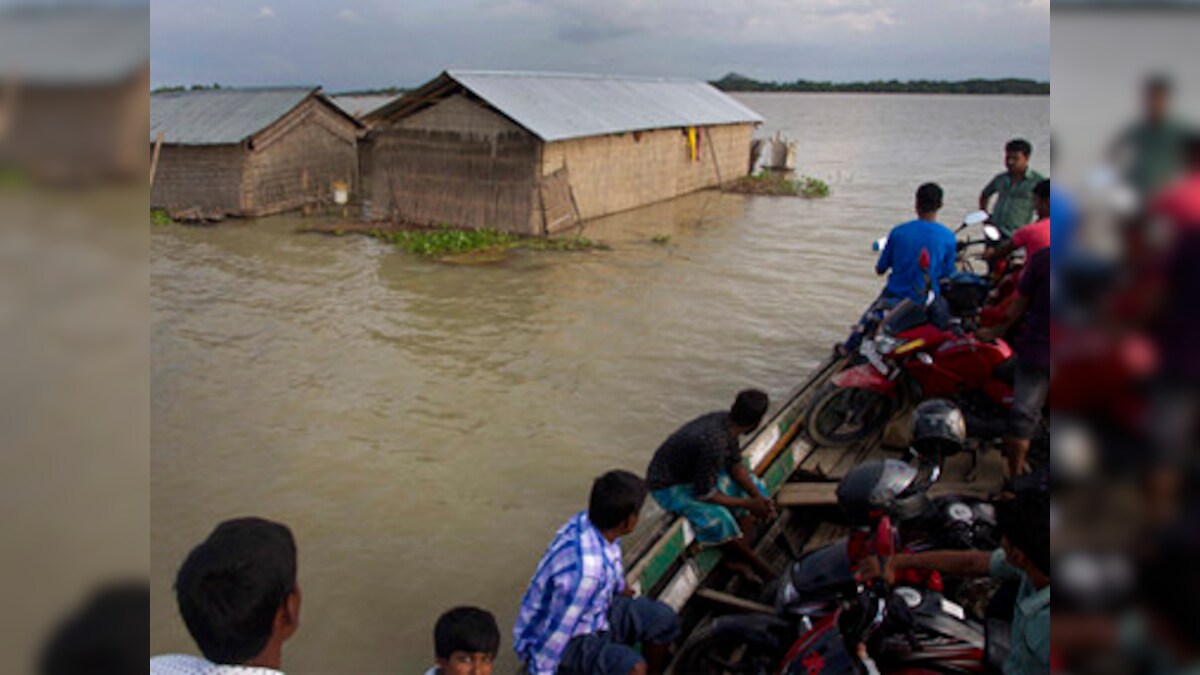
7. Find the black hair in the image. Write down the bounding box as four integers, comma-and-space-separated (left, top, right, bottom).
915, 183, 944, 215
730, 389, 770, 428
588, 470, 647, 530
39, 581, 148, 675
1145, 74, 1173, 96
1005, 138, 1032, 157
1034, 179, 1051, 201
996, 495, 1050, 576
434, 607, 500, 659
174, 517, 297, 665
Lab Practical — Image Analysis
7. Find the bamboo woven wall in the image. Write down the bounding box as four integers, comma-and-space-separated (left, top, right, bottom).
241, 98, 359, 217
150, 144, 246, 213
538, 123, 753, 221
363, 95, 540, 233
6, 67, 149, 181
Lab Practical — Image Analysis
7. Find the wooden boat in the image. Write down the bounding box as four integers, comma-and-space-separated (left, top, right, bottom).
621, 354, 1007, 668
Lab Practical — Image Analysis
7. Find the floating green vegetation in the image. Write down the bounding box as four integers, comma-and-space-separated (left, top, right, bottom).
0, 167, 29, 188
368, 226, 605, 259
651, 234, 672, 245
728, 172, 831, 199
150, 209, 173, 226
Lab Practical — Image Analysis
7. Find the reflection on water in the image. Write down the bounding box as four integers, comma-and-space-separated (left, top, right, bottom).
151, 93, 1048, 673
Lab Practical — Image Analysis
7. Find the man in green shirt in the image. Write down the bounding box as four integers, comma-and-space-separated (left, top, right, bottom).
1111, 75, 1189, 200
857, 494, 1050, 674
980, 138, 1046, 237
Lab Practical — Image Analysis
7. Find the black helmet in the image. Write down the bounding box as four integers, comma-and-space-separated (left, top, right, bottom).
836, 459, 929, 526
912, 398, 967, 459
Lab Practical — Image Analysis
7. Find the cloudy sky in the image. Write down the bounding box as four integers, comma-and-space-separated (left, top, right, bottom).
150, 0, 1049, 91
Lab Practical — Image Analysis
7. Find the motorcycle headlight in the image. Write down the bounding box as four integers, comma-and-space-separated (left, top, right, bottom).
875, 335, 901, 355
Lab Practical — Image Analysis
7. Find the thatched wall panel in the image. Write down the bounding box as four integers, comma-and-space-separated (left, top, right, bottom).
150, 144, 245, 214
364, 98, 539, 234
540, 123, 753, 220
241, 101, 360, 217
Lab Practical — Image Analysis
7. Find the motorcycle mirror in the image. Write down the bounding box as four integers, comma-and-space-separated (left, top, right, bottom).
963, 211, 989, 227
983, 225, 1002, 242
872, 236, 888, 252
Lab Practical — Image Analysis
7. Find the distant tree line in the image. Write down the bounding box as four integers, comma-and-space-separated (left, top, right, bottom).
151, 83, 224, 94
710, 73, 1049, 95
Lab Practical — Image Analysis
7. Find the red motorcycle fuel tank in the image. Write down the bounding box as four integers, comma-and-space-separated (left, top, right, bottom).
898, 328, 1014, 403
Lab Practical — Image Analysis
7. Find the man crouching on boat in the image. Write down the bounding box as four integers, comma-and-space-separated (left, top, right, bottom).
514, 470, 679, 675
645, 389, 779, 585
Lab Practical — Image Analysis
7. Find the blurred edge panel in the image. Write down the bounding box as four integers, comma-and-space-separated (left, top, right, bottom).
0, 5, 149, 184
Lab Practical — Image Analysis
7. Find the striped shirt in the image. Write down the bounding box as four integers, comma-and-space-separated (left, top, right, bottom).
513, 511, 625, 675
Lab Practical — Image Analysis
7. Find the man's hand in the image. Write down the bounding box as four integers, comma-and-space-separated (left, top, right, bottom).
620, 586, 637, 598
854, 555, 896, 585
745, 497, 776, 520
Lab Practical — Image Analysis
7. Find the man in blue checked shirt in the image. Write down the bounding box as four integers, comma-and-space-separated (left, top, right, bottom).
514, 471, 679, 675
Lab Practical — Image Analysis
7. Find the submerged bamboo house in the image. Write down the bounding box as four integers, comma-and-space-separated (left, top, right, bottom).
0, 6, 149, 182
150, 87, 361, 218
362, 71, 763, 235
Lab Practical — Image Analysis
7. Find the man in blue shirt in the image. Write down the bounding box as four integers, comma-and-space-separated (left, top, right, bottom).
842, 183, 957, 353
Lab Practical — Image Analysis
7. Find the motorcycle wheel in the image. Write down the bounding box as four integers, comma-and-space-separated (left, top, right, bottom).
804, 383, 893, 448
674, 625, 776, 675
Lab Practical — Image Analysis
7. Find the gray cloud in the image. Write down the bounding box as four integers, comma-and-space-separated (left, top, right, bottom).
149, 0, 1049, 90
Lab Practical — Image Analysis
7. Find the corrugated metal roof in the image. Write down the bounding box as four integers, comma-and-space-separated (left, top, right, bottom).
0, 6, 148, 85
329, 94, 402, 120
150, 88, 318, 145
384, 71, 763, 142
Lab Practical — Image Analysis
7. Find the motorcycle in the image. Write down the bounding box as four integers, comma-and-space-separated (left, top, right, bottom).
805, 278, 1014, 448
675, 517, 994, 674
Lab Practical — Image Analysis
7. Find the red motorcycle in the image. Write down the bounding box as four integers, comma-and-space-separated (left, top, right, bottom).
805, 292, 1014, 448
675, 517, 993, 674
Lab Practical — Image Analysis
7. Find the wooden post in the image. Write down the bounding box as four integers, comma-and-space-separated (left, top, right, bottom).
301, 167, 310, 217
149, 131, 164, 188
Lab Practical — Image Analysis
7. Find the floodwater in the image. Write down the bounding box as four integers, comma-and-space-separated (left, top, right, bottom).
150, 93, 1048, 673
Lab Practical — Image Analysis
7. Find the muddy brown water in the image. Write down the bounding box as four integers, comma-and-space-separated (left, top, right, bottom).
151, 93, 1048, 673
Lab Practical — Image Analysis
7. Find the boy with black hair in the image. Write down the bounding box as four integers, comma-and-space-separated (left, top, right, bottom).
514, 470, 679, 675
151, 517, 301, 675
646, 389, 778, 583
856, 494, 1050, 674
980, 138, 1046, 237
426, 607, 500, 675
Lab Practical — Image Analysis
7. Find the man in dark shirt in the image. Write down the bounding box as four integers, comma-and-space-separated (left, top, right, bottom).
646, 389, 778, 582
980, 248, 1050, 476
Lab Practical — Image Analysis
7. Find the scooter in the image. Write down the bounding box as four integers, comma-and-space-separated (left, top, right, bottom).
675, 517, 994, 674
805, 257, 1014, 448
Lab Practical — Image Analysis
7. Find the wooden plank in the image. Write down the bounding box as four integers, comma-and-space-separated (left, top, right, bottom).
694, 588, 774, 615
802, 522, 851, 554
775, 482, 838, 507
149, 131, 165, 188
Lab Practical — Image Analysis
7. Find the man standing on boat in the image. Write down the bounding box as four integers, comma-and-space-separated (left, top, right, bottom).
645, 389, 778, 584
979, 139, 1045, 238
